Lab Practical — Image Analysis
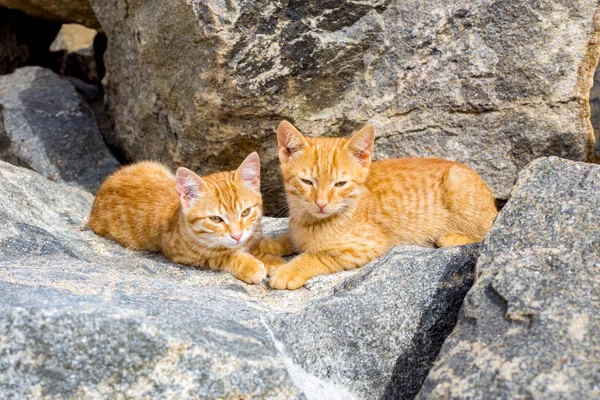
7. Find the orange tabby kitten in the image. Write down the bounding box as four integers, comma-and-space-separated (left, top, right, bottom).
262, 121, 498, 289
88, 153, 285, 283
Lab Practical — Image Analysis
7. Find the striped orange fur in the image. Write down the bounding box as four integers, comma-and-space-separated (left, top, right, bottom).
263, 121, 498, 289
88, 153, 285, 283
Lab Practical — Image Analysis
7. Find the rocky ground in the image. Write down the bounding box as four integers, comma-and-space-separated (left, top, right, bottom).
0, 0, 599, 399
0, 160, 478, 399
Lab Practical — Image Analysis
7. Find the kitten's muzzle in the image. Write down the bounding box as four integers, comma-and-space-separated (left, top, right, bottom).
315, 200, 328, 213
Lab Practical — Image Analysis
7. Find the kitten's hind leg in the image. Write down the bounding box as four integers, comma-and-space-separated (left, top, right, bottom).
436, 233, 479, 247
441, 165, 498, 240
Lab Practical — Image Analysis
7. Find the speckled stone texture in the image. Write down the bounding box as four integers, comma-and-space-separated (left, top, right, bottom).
0, 0, 99, 28
90, 0, 600, 214
0, 67, 119, 193
0, 160, 478, 399
417, 157, 600, 400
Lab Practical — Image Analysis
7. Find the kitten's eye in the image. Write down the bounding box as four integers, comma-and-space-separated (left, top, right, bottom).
241, 207, 251, 217
300, 179, 313, 186
335, 181, 347, 187
209, 216, 224, 223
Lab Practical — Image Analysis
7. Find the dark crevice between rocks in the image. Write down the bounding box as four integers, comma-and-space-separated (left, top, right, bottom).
381, 246, 479, 400
55, 33, 123, 165
47, 25, 106, 86
47, 74, 125, 166
0, 6, 122, 166
87, 94, 127, 165
494, 198, 507, 211
47, 27, 122, 164
590, 64, 600, 162
0, 7, 61, 75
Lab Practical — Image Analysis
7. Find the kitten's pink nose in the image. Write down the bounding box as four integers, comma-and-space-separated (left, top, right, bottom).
315, 201, 328, 212
230, 232, 243, 242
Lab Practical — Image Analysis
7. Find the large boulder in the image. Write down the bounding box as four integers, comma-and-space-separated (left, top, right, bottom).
0, 160, 478, 399
90, 0, 600, 214
0, 0, 99, 28
417, 157, 600, 399
0, 67, 119, 193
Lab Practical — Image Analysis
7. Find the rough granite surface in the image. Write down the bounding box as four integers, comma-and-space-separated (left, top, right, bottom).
0, 160, 478, 399
0, 67, 119, 193
417, 157, 600, 400
90, 0, 600, 213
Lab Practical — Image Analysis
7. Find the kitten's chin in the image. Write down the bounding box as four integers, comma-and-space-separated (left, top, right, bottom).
310, 211, 332, 219
223, 242, 246, 249
195, 237, 245, 249
306, 208, 340, 219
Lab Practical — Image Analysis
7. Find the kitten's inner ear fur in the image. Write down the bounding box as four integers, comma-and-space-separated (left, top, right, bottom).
235, 152, 261, 191
344, 125, 375, 168
277, 121, 309, 162
176, 168, 206, 208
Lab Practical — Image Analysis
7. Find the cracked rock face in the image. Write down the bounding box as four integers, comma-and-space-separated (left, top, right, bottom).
417, 157, 600, 399
0, 67, 119, 193
91, 0, 600, 214
0, 160, 477, 399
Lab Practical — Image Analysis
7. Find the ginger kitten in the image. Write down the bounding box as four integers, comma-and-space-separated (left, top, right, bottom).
261, 121, 498, 289
88, 153, 285, 284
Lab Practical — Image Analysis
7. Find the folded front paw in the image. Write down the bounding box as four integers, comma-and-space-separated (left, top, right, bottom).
262, 254, 286, 277
270, 264, 307, 290
234, 258, 267, 284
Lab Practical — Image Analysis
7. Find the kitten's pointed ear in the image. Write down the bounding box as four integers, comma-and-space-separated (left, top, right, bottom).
344, 124, 375, 168
176, 167, 206, 208
277, 120, 309, 163
235, 152, 260, 191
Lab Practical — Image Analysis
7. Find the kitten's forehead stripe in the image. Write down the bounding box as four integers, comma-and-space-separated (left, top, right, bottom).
198, 170, 259, 219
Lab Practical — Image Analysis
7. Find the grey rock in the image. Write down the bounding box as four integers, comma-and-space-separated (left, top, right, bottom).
0, 160, 478, 399
0, 0, 99, 28
0, 67, 119, 193
274, 246, 479, 400
90, 0, 600, 214
417, 157, 600, 400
